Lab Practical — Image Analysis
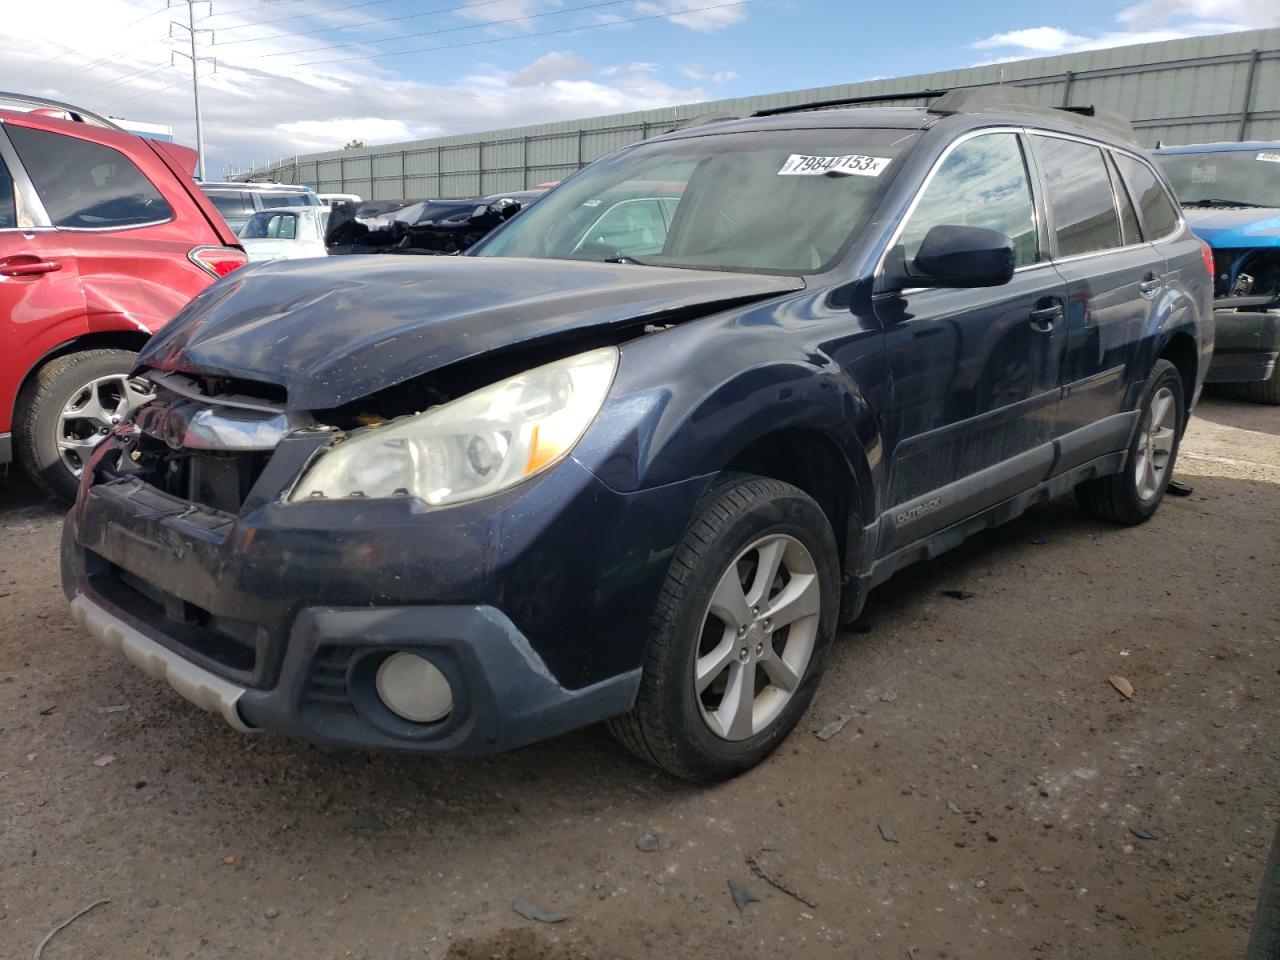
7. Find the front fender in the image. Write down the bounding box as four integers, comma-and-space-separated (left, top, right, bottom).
575, 319, 882, 530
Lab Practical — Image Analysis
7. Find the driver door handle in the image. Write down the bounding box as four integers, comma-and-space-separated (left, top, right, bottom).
1028, 302, 1063, 332
0, 256, 62, 278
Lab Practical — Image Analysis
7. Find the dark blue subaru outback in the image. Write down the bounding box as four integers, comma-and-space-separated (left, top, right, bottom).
62, 88, 1212, 780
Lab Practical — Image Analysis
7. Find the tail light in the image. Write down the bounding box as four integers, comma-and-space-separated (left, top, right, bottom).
1198, 239, 1214, 280
189, 245, 248, 279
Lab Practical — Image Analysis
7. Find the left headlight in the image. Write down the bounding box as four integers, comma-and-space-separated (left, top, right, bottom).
289, 346, 618, 506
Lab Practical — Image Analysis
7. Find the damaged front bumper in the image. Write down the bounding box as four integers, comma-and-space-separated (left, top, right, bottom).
1205, 306, 1280, 384
61, 435, 707, 754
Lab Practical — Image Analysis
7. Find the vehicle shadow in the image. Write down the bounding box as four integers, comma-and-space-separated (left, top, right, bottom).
0, 470, 65, 522
1193, 391, 1280, 437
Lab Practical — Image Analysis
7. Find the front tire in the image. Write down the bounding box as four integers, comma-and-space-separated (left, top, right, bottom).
608, 474, 840, 781
16, 349, 153, 501
1075, 358, 1185, 525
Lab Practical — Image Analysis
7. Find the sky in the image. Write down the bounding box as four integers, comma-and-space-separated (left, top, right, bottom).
2, 0, 1278, 177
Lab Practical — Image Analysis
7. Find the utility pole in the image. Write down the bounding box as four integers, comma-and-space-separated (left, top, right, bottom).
170, 0, 215, 181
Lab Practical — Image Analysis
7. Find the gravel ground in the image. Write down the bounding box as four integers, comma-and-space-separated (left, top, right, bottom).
1, 396, 1277, 960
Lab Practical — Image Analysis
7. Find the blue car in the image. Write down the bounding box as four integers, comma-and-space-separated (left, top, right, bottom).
1154, 141, 1280, 402
62, 88, 1212, 780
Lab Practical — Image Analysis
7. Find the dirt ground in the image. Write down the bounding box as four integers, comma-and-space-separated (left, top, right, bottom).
1, 396, 1277, 960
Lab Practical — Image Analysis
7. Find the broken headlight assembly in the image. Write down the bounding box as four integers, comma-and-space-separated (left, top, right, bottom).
289, 347, 618, 506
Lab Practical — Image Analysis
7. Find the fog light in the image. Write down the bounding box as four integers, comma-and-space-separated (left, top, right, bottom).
375, 652, 453, 723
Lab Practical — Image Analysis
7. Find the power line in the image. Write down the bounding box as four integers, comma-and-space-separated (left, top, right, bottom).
43, 32, 171, 87
288, 0, 758, 69
40, 4, 171, 77
213, 0, 524, 47
228, 0, 643, 61
207, 0, 397, 33
99, 1, 755, 106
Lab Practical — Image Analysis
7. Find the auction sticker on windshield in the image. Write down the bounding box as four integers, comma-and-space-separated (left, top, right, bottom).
778, 154, 891, 177
1258, 152, 1280, 163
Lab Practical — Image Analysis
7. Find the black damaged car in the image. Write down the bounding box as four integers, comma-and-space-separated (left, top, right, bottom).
63, 88, 1212, 780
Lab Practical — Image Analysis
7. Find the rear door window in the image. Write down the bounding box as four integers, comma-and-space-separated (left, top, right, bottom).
1116, 154, 1181, 240
1031, 135, 1122, 258
0, 151, 15, 229
6, 125, 172, 229
266, 193, 311, 208
206, 191, 254, 220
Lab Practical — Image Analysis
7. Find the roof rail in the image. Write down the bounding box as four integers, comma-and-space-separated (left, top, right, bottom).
746, 84, 1137, 143
669, 112, 744, 131
752, 90, 948, 118
927, 85, 1137, 142
0, 91, 124, 131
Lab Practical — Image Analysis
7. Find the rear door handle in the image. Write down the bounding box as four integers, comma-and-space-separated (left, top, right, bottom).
0, 257, 62, 278
1028, 303, 1063, 332
1139, 276, 1161, 296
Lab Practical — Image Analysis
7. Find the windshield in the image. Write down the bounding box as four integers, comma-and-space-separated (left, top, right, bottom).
1155, 149, 1280, 208
471, 128, 919, 275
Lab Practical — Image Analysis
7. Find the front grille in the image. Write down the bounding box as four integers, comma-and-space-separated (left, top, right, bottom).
143, 444, 270, 514
120, 371, 300, 514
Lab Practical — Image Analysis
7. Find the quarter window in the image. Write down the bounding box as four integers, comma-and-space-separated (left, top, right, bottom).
1032, 136, 1122, 258
1110, 156, 1142, 245
0, 152, 15, 229
6, 125, 172, 229
1116, 154, 1180, 240
900, 133, 1039, 268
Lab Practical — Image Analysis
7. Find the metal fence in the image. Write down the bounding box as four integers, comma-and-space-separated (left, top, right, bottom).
252, 27, 1280, 201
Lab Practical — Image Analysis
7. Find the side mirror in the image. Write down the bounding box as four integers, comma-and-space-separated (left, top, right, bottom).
907, 224, 1016, 288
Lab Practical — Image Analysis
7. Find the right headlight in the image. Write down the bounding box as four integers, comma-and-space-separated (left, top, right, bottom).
290, 346, 618, 506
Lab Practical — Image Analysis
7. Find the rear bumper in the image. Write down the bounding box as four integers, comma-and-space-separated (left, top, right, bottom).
1206, 308, 1280, 384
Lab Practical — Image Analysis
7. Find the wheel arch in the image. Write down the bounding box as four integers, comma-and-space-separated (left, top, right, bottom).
14, 330, 152, 416
1156, 328, 1199, 413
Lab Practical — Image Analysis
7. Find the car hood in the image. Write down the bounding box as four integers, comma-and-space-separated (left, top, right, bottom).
1182, 206, 1280, 248
139, 255, 804, 410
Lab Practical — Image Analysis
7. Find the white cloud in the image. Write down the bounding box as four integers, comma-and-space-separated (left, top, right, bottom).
633, 0, 750, 32
711, 69, 739, 83
511, 51, 594, 85
972, 27, 1090, 53
0, 0, 715, 175
1117, 0, 1280, 29
972, 0, 1280, 59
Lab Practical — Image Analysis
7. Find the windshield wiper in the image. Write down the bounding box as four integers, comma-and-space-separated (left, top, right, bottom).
603, 255, 651, 265
1183, 198, 1263, 208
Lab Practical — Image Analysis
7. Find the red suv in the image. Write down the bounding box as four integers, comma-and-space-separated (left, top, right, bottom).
0, 95, 245, 499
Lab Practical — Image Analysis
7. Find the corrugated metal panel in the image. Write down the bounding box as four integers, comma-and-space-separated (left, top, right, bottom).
249, 27, 1280, 195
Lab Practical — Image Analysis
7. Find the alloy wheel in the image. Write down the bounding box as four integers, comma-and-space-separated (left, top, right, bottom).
1134, 385, 1176, 501
694, 533, 821, 741
56, 374, 153, 477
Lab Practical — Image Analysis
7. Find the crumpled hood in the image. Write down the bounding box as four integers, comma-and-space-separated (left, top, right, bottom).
139, 255, 803, 410
1183, 206, 1280, 248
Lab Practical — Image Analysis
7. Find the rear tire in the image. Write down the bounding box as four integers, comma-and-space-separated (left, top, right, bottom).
608, 473, 840, 781
1075, 358, 1185, 526
16, 349, 150, 501
1244, 362, 1280, 405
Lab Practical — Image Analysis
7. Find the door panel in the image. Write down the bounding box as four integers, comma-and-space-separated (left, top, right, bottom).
1030, 135, 1158, 463
875, 265, 1066, 552
873, 131, 1066, 553
0, 229, 84, 433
